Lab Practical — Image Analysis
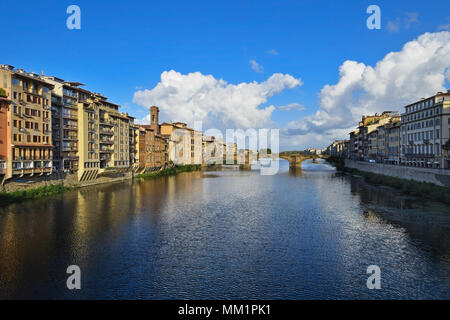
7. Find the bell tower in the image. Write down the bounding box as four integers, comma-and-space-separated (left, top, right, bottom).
150, 106, 160, 133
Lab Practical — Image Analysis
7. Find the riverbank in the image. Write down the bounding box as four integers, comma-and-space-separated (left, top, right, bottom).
0, 164, 202, 207
326, 157, 450, 205
0, 184, 70, 206
136, 164, 202, 179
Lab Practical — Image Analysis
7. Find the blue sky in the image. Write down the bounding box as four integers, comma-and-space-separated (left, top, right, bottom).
1, 0, 449, 149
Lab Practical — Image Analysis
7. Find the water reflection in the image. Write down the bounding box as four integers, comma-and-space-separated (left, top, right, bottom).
289, 167, 303, 176
0, 161, 450, 299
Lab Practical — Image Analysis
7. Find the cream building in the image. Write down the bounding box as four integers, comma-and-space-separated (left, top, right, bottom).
161, 122, 201, 165
401, 91, 450, 168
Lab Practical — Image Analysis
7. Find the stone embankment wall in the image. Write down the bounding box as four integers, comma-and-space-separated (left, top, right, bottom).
345, 160, 450, 187
1, 171, 134, 193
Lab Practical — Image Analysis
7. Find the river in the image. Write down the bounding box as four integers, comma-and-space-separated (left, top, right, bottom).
1, 159, 450, 299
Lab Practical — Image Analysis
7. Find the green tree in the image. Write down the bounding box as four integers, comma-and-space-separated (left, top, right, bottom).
0, 88, 7, 98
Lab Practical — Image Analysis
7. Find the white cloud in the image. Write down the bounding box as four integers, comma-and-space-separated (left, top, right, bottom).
387, 20, 400, 33
249, 59, 264, 73
267, 49, 278, 55
285, 31, 450, 145
387, 12, 419, 33
439, 23, 450, 31
133, 70, 302, 129
438, 17, 450, 31
278, 103, 306, 111
404, 12, 419, 28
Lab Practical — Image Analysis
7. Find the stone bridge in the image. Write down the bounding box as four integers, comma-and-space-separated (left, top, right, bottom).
278, 153, 329, 168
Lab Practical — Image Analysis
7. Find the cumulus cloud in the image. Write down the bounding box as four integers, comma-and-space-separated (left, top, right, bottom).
267, 49, 278, 55
249, 59, 264, 73
278, 103, 306, 111
286, 31, 450, 143
133, 70, 302, 129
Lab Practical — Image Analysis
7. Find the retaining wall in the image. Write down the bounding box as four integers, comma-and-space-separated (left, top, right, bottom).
345, 160, 450, 187
1, 171, 134, 193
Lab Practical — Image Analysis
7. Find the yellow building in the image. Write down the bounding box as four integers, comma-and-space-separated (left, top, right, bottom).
77, 93, 101, 181
190, 129, 203, 165
98, 96, 131, 170
42, 76, 93, 172
129, 123, 140, 169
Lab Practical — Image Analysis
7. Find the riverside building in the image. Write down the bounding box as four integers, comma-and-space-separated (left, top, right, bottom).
400, 91, 450, 168
0, 65, 54, 180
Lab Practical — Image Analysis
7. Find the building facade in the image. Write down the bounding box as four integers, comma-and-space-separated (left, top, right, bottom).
161, 122, 194, 165
0, 95, 11, 179
0, 65, 54, 180
401, 91, 450, 168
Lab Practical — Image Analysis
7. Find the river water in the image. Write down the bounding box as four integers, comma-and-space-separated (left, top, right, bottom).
1, 159, 450, 299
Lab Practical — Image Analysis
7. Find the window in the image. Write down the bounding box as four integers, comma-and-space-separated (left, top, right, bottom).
12, 78, 19, 86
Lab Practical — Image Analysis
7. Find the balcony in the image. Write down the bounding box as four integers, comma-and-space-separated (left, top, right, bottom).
62, 145, 78, 152
63, 125, 78, 130
100, 119, 114, 126
63, 103, 79, 110
64, 155, 79, 160
405, 153, 435, 158
13, 111, 23, 118
100, 129, 114, 135
62, 113, 77, 120
63, 136, 78, 141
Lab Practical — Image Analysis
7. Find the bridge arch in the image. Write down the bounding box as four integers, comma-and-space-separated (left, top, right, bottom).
278, 154, 328, 168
